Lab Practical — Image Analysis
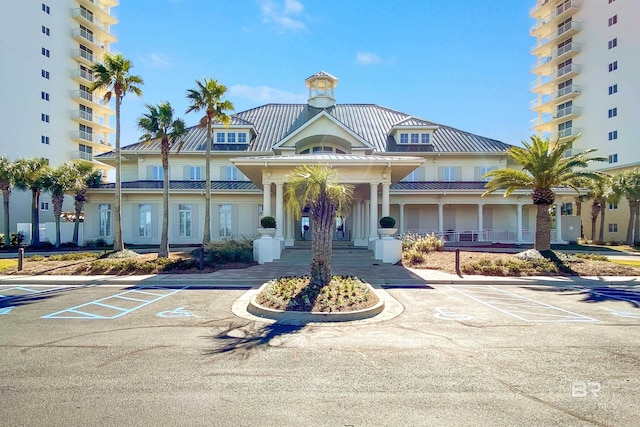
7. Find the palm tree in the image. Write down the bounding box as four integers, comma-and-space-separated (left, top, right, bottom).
612, 168, 640, 245
70, 162, 102, 246
585, 174, 613, 243
90, 53, 143, 252
12, 158, 50, 247
186, 78, 234, 244
43, 163, 77, 248
483, 136, 604, 251
0, 156, 14, 247
137, 102, 187, 258
284, 164, 353, 286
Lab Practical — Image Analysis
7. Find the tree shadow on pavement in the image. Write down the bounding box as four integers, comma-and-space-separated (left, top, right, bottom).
203, 320, 307, 359
522, 284, 640, 308
0, 286, 75, 309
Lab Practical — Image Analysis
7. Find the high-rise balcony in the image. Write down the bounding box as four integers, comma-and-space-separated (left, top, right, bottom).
530, 0, 553, 18
72, 150, 94, 162
553, 105, 580, 120
530, 0, 580, 36
71, 8, 117, 42
550, 127, 581, 141
72, 48, 95, 66
530, 21, 581, 56
77, 0, 118, 25
72, 28, 106, 51
530, 85, 581, 111
531, 42, 580, 74
71, 110, 113, 132
71, 68, 94, 84
72, 89, 94, 103
72, 130, 112, 148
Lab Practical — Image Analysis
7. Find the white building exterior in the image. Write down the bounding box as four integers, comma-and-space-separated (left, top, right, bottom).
530, 0, 640, 241
0, 0, 117, 231
84, 72, 580, 249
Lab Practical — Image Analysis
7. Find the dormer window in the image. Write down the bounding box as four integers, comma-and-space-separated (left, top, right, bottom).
215, 130, 249, 144
398, 132, 432, 144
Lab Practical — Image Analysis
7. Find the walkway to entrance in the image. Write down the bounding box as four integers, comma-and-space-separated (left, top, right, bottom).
242, 246, 426, 286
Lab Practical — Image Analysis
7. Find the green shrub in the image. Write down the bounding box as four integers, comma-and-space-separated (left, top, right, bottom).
84, 238, 108, 249
204, 237, 254, 265
48, 252, 99, 261
28, 255, 45, 262
0, 232, 25, 248
576, 253, 608, 261
403, 248, 426, 266
461, 256, 559, 276
379, 216, 396, 228
260, 216, 276, 228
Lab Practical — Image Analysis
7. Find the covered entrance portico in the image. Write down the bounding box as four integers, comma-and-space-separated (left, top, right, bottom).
232, 154, 425, 248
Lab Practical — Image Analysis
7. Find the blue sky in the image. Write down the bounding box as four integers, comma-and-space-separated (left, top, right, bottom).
111, 0, 535, 147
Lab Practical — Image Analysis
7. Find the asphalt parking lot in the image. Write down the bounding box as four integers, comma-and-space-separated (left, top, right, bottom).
1, 282, 638, 426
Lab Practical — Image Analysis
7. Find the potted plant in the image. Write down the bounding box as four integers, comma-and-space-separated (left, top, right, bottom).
378, 216, 397, 238
258, 216, 277, 237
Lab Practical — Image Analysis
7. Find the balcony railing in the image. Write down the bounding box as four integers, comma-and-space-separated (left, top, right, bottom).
550, 127, 581, 140
556, 63, 581, 78
72, 8, 107, 31
73, 151, 94, 161
554, 105, 580, 119
72, 48, 94, 63
71, 68, 94, 82
73, 89, 93, 102
557, 41, 580, 57
530, 1, 580, 34
72, 28, 105, 49
556, 20, 581, 37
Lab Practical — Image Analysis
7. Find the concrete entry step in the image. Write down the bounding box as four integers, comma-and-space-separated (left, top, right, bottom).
276, 247, 377, 267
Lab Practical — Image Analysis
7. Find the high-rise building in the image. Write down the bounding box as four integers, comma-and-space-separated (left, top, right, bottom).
529, 0, 639, 241
0, 1, 117, 233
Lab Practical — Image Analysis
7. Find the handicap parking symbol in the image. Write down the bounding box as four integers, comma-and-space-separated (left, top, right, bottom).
156, 307, 196, 318
434, 308, 479, 321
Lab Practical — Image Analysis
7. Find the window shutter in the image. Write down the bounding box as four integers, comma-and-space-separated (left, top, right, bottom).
219, 166, 226, 180
183, 166, 190, 180
146, 166, 153, 180
474, 167, 481, 181
455, 167, 462, 181
437, 167, 444, 181
418, 166, 425, 181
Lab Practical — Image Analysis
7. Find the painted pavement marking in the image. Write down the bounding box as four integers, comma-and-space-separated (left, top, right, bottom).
448, 285, 598, 323
603, 308, 640, 319
41, 286, 188, 319
433, 308, 485, 321
157, 307, 196, 318
0, 307, 16, 315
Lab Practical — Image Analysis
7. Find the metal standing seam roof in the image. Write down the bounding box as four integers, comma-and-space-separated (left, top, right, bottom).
96, 103, 512, 159
95, 180, 260, 191
391, 181, 489, 191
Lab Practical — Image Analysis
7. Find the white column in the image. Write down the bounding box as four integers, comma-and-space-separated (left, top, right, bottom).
381, 182, 390, 218
364, 200, 370, 241
399, 203, 405, 235
263, 182, 272, 217
275, 182, 284, 239
285, 208, 294, 246
438, 203, 444, 235
354, 201, 361, 240
516, 203, 523, 242
477, 203, 484, 242
555, 202, 563, 242
369, 183, 379, 240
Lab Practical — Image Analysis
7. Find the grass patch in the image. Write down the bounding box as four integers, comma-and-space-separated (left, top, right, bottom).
256, 275, 379, 312
611, 259, 640, 267
48, 252, 100, 261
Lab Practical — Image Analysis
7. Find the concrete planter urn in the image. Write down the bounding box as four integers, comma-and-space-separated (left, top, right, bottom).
377, 228, 398, 239
257, 227, 276, 238
258, 216, 277, 238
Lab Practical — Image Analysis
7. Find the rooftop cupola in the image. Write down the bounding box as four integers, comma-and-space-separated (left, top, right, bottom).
305, 71, 338, 108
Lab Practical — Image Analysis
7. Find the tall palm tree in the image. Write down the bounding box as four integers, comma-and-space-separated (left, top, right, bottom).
70, 162, 102, 246
483, 136, 604, 251
90, 53, 143, 252
185, 78, 234, 244
0, 156, 14, 247
137, 102, 187, 258
12, 158, 50, 247
284, 164, 353, 286
612, 168, 640, 245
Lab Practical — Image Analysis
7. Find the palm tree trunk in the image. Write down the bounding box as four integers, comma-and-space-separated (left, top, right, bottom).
598, 204, 606, 243
113, 96, 124, 252
535, 203, 551, 251
310, 197, 336, 286
73, 195, 83, 245
590, 202, 600, 242
52, 193, 64, 248
203, 119, 212, 244
2, 189, 10, 247
31, 189, 40, 246
625, 200, 636, 245
158, 147, 170, 258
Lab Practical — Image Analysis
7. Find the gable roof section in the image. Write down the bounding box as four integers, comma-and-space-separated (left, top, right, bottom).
272, 110, 373, 150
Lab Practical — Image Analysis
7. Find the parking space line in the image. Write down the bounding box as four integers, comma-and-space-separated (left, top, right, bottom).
41, 286, 188, 319
449, 285, 598, 323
